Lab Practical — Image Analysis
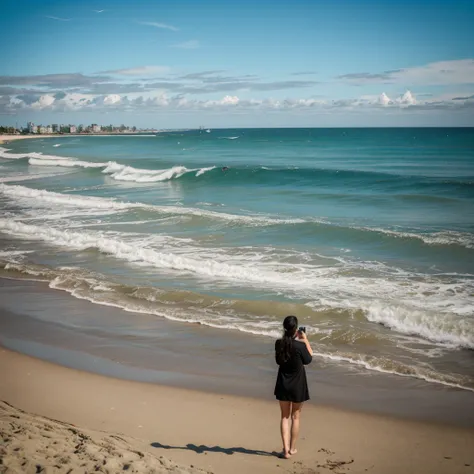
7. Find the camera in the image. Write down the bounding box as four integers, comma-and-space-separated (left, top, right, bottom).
298, 326, 306, 333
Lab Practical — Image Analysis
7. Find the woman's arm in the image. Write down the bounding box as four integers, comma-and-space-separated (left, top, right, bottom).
296, 330, 313, 363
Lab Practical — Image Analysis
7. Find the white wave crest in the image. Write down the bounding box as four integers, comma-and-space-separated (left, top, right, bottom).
0, 183, 113, 206
363, 303, 474, 349
0, 183, 303, 225
313, 351, 474, 392
0, 172, 68, 183
27, 151, 217, 183
29, 157, 106, 168
362, 226, 474, 249
103, 163, 189, 182
102, 162, 216, 182
0, 220, 302, 286
196, 166, 216, 176
0, 147, 31, 160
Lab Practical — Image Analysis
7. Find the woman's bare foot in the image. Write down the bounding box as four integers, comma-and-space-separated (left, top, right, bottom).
278, 451, 291, 459
289, 449, 298, 455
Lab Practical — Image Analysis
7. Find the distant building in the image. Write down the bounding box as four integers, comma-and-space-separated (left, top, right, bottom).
52, 124, 60, 133
46, 126, 53, 134
39, 126, 47, 134
91, 124, 101, 133
69, 125, 77, 134
27, 122, 35, 133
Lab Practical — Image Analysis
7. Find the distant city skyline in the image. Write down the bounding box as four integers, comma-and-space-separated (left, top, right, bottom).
0, 121, 156, 135
1, 0, 473, 127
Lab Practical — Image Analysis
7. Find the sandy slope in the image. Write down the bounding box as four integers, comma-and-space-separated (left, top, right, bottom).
0, 401, 211, 474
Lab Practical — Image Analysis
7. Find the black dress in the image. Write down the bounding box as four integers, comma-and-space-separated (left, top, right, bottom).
274, 339, 312, 403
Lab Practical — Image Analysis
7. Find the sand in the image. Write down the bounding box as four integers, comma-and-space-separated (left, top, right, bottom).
0, 401, 211, 474
0, 135, 56, 145
0, 134, 155, 145
1, 348, 473, 474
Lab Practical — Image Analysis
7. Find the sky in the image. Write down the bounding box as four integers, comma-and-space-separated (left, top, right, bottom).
1, 0, 474, 128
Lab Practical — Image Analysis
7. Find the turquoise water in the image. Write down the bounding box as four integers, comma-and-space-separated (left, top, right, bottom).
1, 128, 473, 391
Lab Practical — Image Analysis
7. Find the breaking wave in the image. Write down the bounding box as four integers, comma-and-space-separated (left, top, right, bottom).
27, 152, 217, 183
0, 218, 473, 351
1, 183, 473, 248
0, 259, 473, 391
0, 183, 303, 225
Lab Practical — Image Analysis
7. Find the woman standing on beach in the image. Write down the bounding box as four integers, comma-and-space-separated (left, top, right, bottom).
274, 315, 313, 459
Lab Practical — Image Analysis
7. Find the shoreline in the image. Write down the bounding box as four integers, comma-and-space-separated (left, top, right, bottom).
1, 347, 473, 474
0, 133, 157, 145
1, 278, 473, 429
0, 134, 52, 145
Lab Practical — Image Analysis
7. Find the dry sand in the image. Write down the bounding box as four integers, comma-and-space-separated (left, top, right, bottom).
0, 348, 473, 474
0, 401, 210, 474
0, 135, 55, 145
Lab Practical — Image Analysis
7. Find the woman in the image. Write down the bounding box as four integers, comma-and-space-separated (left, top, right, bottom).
274, 315, 313, 459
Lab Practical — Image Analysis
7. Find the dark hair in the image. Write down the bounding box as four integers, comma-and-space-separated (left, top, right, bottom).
277, 315, 298, 364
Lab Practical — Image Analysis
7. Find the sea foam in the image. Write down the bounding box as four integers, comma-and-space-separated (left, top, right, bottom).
0, 183, 303, 225
1, 258, 473, 391
0, 216, 473, 350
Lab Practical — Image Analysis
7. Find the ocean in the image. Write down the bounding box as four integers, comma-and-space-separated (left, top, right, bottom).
0, 128, 473, 408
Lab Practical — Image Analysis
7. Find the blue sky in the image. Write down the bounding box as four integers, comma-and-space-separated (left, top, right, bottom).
1, 0, 473, 127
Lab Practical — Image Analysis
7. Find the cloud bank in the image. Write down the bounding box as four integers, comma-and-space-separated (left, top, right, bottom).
0, 59, 473, 118
2, 89, 472, 115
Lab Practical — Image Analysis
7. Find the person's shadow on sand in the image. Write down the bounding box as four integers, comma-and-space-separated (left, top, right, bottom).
151, 441, 277, 457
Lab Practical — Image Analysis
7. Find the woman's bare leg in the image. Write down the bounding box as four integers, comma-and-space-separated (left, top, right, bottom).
289, 402, 303, 454
279, 401, 292, 458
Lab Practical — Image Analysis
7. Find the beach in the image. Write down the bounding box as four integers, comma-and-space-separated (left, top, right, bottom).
1, 347, 473, 474
0, 134, 53, 145
0, 134, 155, 146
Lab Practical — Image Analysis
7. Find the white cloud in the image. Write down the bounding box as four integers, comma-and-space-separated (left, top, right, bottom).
198, 95, 241, 108
31, 95, 55, 109
57, 93, 93, 109
396, 90, 416, 105
172, 40, 200, 49
6, 96, 25, 110
147, 94, 171, 107
379, 92, 391, 106
360, 91, 416, 107
105, 66, 170, 76
138, 21, 179, 32
220, 95, 239, 105
103, 94, 121, 105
